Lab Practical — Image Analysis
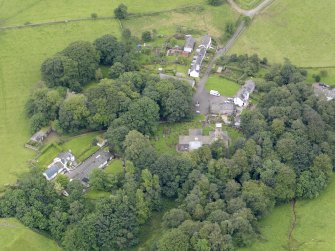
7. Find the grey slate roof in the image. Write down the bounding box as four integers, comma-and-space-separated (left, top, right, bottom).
200, 35, 211, 48
235, 80, 255, 101
66, 149, 112, 183
190, 47, 207, 74
184, 35, 195, 50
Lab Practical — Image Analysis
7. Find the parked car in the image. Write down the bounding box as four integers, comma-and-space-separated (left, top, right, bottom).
195, 101, 200, 107
210, 90, 220, 96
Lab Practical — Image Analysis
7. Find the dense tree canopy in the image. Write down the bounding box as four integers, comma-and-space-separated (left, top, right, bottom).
60, 41, 100, 85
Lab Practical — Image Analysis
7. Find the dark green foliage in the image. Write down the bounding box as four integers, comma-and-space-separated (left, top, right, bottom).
163, 89, 193, 122
208, 0, 224, 6
109, 62, 125, 79
60, 41, 100, 85
141, 31, 152, 42
94, 34, 126, 66
124, 130, 157, 170
41, 55, 79, 90
114, 3, 128, 19
150, 153, 193, 197
58, 94, 90, 133
157, 229, 190, 251
123, 97, 160, 135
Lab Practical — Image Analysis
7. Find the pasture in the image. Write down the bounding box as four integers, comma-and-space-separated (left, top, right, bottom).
0, 0, 205, 26
205, 75, 241, 96
0, 218, 60, 251
231, 0, 335, 68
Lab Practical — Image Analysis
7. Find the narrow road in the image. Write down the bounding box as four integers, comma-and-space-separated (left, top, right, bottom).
227, 0, 275, 17
194, 0, 275, 114
194, 21, 245, 114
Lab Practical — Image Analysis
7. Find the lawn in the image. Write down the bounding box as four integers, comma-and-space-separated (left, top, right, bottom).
231, 0, 335, 67
235, 0, 264, 10
105, 159, 124, 175
205, 75, 241, 96
62, 132, 100, 161
238, 175, 335, 251
0, 218, 60, 251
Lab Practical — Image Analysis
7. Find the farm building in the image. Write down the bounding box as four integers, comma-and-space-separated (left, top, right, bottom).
184, 35, 196, 53
177, 123, 229, 151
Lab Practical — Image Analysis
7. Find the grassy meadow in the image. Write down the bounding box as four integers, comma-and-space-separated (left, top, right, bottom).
0, 218, 60, 251
231, 0, 335, 68
0, 0, 206, 26
205, 75, 241, 96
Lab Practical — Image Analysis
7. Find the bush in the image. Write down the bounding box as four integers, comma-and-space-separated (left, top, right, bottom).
91, 13, 98, 19
208, 0, 224, 6
142, 31, 152, 42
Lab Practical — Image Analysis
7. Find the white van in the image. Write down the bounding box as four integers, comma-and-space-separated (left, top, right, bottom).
210, 90, 220, 96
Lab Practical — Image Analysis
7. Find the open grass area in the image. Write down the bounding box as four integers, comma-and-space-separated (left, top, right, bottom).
231, 0, 335, 67
105, 159, 123, 175
0, 218, 60, 251
235, 0, 264, 10
239, 175, 335, 251
205, 75, 241, 96
62, 132, 100, 161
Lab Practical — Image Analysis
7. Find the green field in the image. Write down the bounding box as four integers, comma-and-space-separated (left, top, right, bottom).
0, 0, 206, 26
0, 218, 60, 251
239, 175, 335, 251
231, 0, 335, 67
205, 75, 241, 96
235, 0, 264, 10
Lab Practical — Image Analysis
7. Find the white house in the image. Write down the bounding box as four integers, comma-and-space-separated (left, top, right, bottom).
234, 80, 255, 107
43, 151, 76, 181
